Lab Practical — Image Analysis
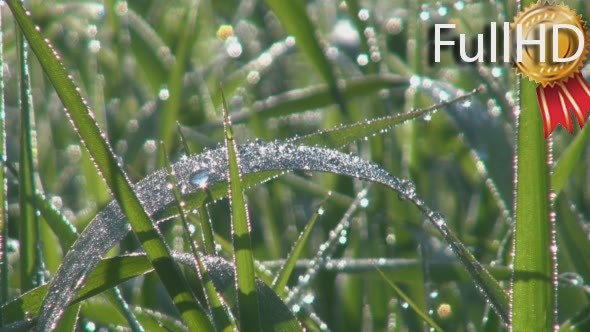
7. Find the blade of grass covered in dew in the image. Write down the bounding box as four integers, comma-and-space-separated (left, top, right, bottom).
263, 0, 348, 115
158, 2, 199, 161
221, 91, 262, 332
16, 23, 42, 291
272, 200, 324, 297
550, 123, 590, 195
511, 72, 553, 332
375, 267, 445, 332
4, 1, 213, 330
0, 6, 8, 320
294, 88, 480, 147
204, 75, 408, 128
151, 89, 480, 222
177, 123, 216, 255
161, 142, 237, 332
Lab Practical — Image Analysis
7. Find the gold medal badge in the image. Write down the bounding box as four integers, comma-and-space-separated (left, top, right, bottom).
512, 1, 590, 137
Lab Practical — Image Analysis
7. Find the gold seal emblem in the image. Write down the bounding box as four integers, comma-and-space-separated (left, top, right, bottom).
512, 2, 590, 87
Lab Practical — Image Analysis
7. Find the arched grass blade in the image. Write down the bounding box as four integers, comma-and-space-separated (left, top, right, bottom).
375, 267, 445, 332
272, 201, 324, 297
34, 140, 508, 327
4, 1, 213, 330
16, 21, 42, 291
221, 92, 262, 331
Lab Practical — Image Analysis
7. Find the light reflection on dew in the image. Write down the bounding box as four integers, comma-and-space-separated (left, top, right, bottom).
357, 54, 369, 66
190, 169, 210, 188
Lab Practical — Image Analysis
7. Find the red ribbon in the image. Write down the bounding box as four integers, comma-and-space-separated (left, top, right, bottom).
536, 73, 590, 138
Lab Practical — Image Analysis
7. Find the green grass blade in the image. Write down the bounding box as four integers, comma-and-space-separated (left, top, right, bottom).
33, 192, 78, 252
16, 24, 41, 292
554, 197, 590, 286
511, 76, 553, 330
222, 92, 261, 331
4, 1, 213, 330
263, 0, 347, 114
295, 89, 479, 147
158, 2, 199, 156
272, 203, 323, 297
127, 9, 171, 94
206, 75, 407, 128
375, 267, 445, 332
0, 5, 8, 318
550, 123, 590, 195
54, 304, 80, 332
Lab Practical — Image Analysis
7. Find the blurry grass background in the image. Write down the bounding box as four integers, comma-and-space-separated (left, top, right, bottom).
1, 0, 590, 331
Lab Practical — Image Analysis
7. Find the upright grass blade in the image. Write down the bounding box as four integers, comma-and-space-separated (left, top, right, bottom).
4, 1, 213, 330
511, 75, 553, 330
162, 142, 236, 332
272, 201, 323, 297
221, 92, 262, 331
158, 2, 199, 158
263, 0, 348, 115
16, 22, 42, 291
0, 6, 8, 319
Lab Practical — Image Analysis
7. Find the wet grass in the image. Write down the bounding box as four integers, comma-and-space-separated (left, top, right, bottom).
1, 0, 590, 331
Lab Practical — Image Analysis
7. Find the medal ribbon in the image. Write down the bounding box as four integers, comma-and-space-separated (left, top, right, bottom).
536, 73, 590, 137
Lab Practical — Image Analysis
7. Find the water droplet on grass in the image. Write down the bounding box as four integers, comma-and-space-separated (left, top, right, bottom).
190, 169, 210, 188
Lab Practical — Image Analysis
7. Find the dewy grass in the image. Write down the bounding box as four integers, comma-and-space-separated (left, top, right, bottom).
2, 0, 590, 331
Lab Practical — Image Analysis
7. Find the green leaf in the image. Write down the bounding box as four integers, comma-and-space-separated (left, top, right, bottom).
206, 75, 407, 128
0, 1, 9, 315
272, 203, 322, 297
511, 75, 553, 330
551, 123, 590, 195
376, 267, 445, 332
264, 0, 347, 114
222, 92, 262, 331
16, 23, 41, 292
158, 2, 199, 157
4, 1, 213, 329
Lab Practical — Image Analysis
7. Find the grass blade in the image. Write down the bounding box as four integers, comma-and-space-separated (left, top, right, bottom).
294, 88, 480, 148
158, 2, 199, 157
16, 22, 41, 292
375, 267, 445, 332
4, 1, 213, 329
162, 142, 237, 332
263, 0, 347, 114
0, 5, 8, 318
551, 123, 590, 195
38, 140, 508, 326
272, 202, 323, 297
511, 75, 553, 330
222, 92, 261, 331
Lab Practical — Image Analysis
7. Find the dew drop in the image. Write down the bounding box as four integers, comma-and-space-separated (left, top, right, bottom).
190, 169, 210, 188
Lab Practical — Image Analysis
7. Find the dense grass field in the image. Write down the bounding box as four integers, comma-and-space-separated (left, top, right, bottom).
1, 0, 590, 331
